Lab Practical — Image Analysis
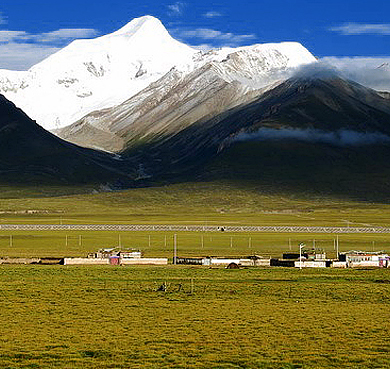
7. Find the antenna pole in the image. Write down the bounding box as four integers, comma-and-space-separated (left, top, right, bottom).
173, 234, 177, 265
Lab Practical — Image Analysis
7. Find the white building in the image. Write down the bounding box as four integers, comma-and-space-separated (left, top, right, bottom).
339, 251, 390, 268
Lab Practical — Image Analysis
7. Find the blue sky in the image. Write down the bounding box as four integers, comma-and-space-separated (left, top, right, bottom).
0, 0, 389, 70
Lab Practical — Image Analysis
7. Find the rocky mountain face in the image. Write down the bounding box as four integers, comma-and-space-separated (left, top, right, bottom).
0, 94, 131, 185
117, 76, 390, 184
0, 16, 315, 132
55, 63, 270, 152
2, 15, 390, 201
54, 42, 316, 152
0, 16, 196, 130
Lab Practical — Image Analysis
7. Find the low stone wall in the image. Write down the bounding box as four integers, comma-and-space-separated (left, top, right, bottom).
210, 258, 241, 265
239, 259, 271, 267
0, 258, 41, 264
349, 261, 379, 268
63, 258, 110, 265
121, 258, 168, 265
254, 259, 271, 267
332, 261, 347, 268
294, 261, 327, 268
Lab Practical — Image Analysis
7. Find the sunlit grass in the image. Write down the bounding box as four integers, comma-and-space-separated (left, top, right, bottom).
1, 181, 390, 228
0, 266, 389, 368
0, 230, 389, 259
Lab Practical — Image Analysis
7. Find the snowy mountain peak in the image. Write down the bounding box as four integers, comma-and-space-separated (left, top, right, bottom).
109, 16, 169, 38
0, 15, 316, 131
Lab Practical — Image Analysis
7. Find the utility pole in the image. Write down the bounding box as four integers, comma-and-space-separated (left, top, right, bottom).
164, 235, 167, 250
148, 235, 151, 248
173, 234, 177, 265
9, 235, 12, 248
336, 235, 339, 259
79, 235, 82, 247
249, 237, 252, 249
299, 243, 304, 270
230, 237, 233, 248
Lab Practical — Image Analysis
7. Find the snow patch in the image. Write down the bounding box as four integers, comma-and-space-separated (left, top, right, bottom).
0, 15, 316, 131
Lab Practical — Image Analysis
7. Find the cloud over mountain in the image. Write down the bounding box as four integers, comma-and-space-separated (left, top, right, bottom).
330, 23, 390, 35
233, 128, 390, 147
0, 28, 98, 70
0, 13, 7, 25
167, 2, 186, 16
203, 11, 223, 18
170, 27, 256, 47
322, 56, 390, 92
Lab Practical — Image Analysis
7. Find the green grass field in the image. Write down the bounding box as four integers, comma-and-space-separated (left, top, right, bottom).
0, 230, 389, 259
0, 266, 389, 368
1, 180, 390, 258
1, 181, 390, 368
1, 181, 390, 227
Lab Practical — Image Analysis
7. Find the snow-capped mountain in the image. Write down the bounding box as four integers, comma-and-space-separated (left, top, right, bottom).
0, 15, 315, 131
0, 16, 195, 130
56, 61, 276, 152
115, 75, 390, 186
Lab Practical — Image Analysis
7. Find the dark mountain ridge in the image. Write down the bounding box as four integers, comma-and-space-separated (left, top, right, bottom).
122, 76, 390, 176
3, 74, 390, 202
0, 95, 133, 185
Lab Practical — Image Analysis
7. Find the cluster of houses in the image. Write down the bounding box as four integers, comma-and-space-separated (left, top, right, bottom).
174, 249, 390, 268
62, 248, 168, 265
59, 247, 390, 268
269, 250, 390, 268
1, 248, 389, 268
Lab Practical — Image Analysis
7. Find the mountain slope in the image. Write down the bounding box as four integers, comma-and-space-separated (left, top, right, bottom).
0, 94, 131, 185
0, 16, 196, 130
55, 42, 315, 152
55, 64, 265, 152
0, 16, 315, 132
202, 140, 390, 201
119, 76, 390, 189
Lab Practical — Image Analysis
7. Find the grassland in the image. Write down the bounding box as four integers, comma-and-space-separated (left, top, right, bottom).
0, 266, 389, 368
2, 181, 390, 226
1, 230, 390, 259
1, 180, 390, 258
0, 182, 390, 368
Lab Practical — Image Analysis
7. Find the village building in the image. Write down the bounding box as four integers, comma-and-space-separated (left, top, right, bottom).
174, 255, 271, 267
339, 251, 390, 268
63, 248, 167, 265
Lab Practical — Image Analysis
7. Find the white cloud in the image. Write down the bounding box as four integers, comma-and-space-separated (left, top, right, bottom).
33, 28, 99, 43
233, 128, 390, 147
0, 27, 98, 70
203, 11, 223, 18
0, 43, 60, 70
330, 23, 390, 35
167, 2, 186, 16
190, 43, 214, 51
0, 13, 7, 25
171, 27, 256, 47
0, 28, 98, 44
0, 31, 28, 43
321, 56, 390, 91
